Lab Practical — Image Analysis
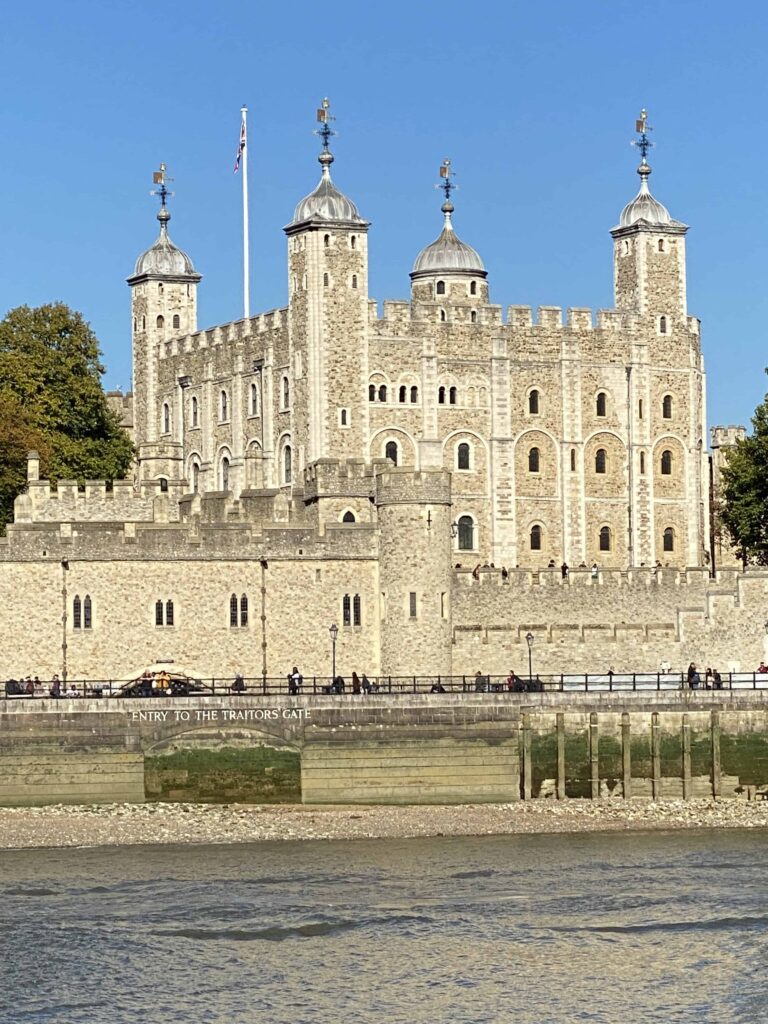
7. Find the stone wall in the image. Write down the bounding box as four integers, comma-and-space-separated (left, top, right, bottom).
1, 692, 768, 807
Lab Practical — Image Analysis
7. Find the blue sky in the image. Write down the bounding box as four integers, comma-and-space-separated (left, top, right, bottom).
0, 0, 765, 430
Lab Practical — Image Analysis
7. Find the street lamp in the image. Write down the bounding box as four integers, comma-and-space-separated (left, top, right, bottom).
329, 623, 339, 683
526, 631, 534, 688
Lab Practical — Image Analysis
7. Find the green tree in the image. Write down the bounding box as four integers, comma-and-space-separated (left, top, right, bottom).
0, 303, 133, 531
720, 380, 768, 565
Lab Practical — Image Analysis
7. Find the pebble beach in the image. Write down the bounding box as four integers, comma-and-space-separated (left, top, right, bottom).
2, 798, 768, 849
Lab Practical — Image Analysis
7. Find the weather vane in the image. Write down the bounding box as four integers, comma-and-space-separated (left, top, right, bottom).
436, 159, 456, 204
150, 163, 174, 208
315, 98, 336, 152
631, 109, 654, 165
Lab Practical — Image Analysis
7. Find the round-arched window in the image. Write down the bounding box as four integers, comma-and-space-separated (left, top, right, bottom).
385, 440, 398, 465
457, 515, 474, 551
457, 442, 470, 470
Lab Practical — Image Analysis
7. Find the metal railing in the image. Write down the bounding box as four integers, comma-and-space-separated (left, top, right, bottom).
3, 671, 768, 700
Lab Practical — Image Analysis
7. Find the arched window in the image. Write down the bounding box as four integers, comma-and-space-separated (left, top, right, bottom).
639, 451, 646, 475
439, 309, 447, 322
159, 477, 168, 493
83, 595, 92, 629
172, 314, 180, 330
230, 593, 238, 627
595, 448, 607, 474
449, 386, 457, 405
410, 385, 418, 403
470, 281, 477, 295
340, 408, 348, 426
283, 445, 292, 484
191, 396, 198, 427
399, 385, 407, 403
165, 600, 174, 626
528, 390, 540, 415
155, 600, 163, 626
378, 384, 387, 403
240, 594, 248, 627
221, 456, 230, 491
156, 315, 164, 329
353, 594, 362, 626
162, 403, 170, 434
351, 274, 358, 289
457, 515, 474, 551
343, 594, 351, 627
436, 280, 446, 295
438, 386, 446, 404
658, 239, 665, 252
599, 526, 611, 551
659, 315, 668, 334
282, 377, 290, 409
369, 384, 376, 402
192, 462, 200, 492
457, 442, 470, 470
596, 392, 607, 417
350, 235, 357, 249
661, 449, 672, 475
385, 440, 398, 465
530, 525, 542, 551
662, 394, 672, 419
73, 595, 82, 630
663, 527, 675, 552
470, 310, 477, 323
528, 447, 540, 473
323, 273, 329, 287
324, 234, 330, 248
342, 511, 356, 523
250, 382, 259, 416
220, 390, 228, 421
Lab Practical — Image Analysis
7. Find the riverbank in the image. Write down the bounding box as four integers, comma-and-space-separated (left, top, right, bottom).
2, 798, 768, 848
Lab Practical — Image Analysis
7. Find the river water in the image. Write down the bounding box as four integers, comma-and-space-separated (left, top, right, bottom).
1, 829, 766, 1023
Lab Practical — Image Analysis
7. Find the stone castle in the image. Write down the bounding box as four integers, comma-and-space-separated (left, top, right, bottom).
2, 105, 766, 682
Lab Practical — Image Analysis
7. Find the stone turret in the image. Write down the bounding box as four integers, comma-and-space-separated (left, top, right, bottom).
611, 111, 688, 323
127, 166, 201, 483
375, 468, 453, 677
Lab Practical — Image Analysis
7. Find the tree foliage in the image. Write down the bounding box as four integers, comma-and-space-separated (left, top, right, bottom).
720, 379, 768, 565
0, 303, 134, 531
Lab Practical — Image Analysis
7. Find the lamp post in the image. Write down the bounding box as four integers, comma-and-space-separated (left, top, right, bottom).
329, 623, 338, 684
526, 631, 534, 688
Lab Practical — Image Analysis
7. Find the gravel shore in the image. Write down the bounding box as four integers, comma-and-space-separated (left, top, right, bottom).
2, 799, 768, 849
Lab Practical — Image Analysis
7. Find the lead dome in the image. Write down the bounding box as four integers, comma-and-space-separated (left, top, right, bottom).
618, 162, 683, 229
131, 208, 199, 280
291, 147, 366, 226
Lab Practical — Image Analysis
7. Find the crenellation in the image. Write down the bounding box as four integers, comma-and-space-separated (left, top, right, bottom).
566, 308, 594, 330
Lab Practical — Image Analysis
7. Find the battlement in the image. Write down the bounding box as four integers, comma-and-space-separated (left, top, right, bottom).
1, 511, 379, 562
375, 467, 451, 507
711, 424, 747, 448
303, 458, 388, 501
159, 306, 288, 360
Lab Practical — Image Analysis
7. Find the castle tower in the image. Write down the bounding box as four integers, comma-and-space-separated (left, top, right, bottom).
376, 468, 453, 678
127, 165, 201, 482
284, 100, 370, 472
410, 161, 490, 470
610, 111, 688, 322
410, 160, 488, 306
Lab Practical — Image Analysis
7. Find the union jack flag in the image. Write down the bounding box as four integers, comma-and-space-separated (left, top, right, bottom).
234, 117, 246, 173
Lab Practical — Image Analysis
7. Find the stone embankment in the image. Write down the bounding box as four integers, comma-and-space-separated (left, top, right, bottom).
2, 799, 768, 849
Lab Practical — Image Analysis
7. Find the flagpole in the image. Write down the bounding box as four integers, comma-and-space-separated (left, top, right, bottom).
241, 105, 250, 320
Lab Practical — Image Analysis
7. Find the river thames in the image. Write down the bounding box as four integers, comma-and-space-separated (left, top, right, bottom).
1, 829, 766, 1023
